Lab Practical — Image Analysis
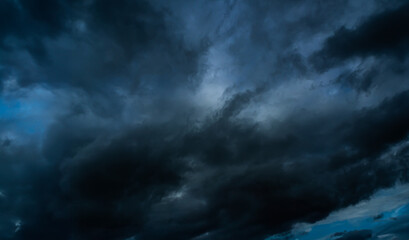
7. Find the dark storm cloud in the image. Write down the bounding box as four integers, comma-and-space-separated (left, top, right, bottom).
0, 0, 76, 67
1, 121, 187, 240
57, 128, 185, 239
0, 0, 204, 90
347, 90, 409, 158
0, 0, 66, 44
334, 67, 378, 93
1, 0, 409, 240
312, 1, 409, 71
138, 90, 409, 240
217, 0, 349, 87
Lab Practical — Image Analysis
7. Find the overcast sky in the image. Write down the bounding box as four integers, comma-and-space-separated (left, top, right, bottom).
1, 0, 409, 239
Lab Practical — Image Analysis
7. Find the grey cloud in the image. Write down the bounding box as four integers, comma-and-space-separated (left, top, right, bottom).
311, 1, 409, 71
1, 1, 409, 240
330, 230, 372, 240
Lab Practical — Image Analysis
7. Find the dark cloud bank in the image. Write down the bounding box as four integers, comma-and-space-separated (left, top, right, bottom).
1, 0, 409, 240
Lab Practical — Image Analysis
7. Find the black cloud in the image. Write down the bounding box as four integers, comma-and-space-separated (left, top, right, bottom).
312, 1, 409, 71
1, 1, 409, 240
0, 0, 203, 91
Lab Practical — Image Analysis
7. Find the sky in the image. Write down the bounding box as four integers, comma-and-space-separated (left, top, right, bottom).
0, 0, 409, 239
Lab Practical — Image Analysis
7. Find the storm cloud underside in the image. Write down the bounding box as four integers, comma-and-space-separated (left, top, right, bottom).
1, 0, 409, 239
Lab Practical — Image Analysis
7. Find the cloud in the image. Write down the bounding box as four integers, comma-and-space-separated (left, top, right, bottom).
311, 2, 409, 71
0, 0, 409, 240
375, 216, 409, 240
330, 230, 372, 240
0, 0, 204, 91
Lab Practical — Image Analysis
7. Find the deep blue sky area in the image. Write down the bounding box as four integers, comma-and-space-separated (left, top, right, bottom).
1, 0, 409, 239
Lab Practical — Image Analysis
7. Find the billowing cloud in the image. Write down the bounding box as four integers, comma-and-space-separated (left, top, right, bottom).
1, 0, 409, 239
311, 1, 409, 71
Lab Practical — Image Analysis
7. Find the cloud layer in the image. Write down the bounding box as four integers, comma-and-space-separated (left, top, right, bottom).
1, 0, 409, 239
